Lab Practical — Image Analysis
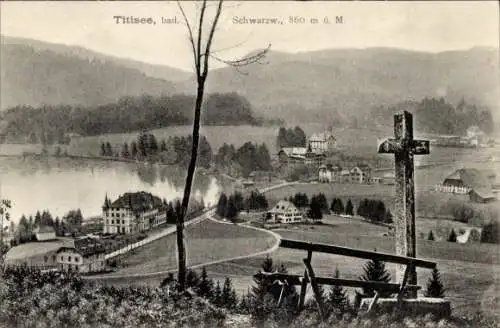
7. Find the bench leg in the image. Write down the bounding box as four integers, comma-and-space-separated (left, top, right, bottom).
394, 263, 413, 315
303, 256, 327, 321
277, 282, 286, 307
298, 270, 309, 311
298, 250, 313, 312
367, 291, 380, 313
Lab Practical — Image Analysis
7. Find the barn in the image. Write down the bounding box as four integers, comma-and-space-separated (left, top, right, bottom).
442, 168, 497, 203
469, 188, 496, 203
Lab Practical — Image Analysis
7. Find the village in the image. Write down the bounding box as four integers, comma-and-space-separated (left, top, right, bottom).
2, 123, 498, 276
0, 1, 499, 327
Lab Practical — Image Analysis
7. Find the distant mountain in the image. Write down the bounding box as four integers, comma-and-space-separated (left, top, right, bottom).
1, 35, 498, 128
0, 36, 187, 110
1, 35, 192, 82
183, 47, 499, 125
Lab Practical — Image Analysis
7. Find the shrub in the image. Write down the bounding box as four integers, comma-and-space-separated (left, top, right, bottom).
425, 268, 446, 298
358, 257, 392, 298
326, 268, 350, 318
345, 199, 354, 216
0, 267, 226, 328
447, 229, 457, 243
481, 221, 500, 244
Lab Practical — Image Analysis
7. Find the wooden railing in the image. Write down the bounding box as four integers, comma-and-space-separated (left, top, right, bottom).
255, 238, 436, 319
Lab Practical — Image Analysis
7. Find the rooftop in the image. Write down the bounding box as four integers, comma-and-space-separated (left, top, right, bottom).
279, 147, 308, 156
269, 200, 299, 213
34, 226, 55, 234
309, 132, 336, 142
58, 237, 106, 257
5, 240, 67, 261
444, 168, 496, 199
107, 191, 164, 212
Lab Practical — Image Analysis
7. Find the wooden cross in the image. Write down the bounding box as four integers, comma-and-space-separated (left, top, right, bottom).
378, 111, 429, 298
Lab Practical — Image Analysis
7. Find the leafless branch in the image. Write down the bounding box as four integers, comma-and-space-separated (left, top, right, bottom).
201, 0, 223, 80
196, 0, 207, 79
177, 1, 200, 76
210, 43, 271, 67
207, 33, 254, 55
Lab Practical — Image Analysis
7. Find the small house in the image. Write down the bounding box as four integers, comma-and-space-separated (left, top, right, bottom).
469, 188, 496, 203
56, 237, 106, 273
266, 200, 303, 224
34, 226, 57, 241
350, 165, 372, 184
339, 169, 351, 183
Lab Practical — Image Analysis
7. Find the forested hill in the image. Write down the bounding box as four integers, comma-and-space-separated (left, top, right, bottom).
367, 97, 495, 136
196, 47, 499, 126
0, 93, 259, 143
0, 43, 179, 110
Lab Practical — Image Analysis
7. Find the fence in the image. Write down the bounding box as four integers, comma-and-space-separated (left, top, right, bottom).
434, 184, 471, 194
104, 207, 216, 260
255, 238, 436, 320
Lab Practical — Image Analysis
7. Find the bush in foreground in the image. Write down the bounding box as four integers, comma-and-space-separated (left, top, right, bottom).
1, 265, 498, 328
0, 267, 226, 328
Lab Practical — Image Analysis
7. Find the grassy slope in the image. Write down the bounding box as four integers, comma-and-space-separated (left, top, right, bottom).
264, 182, 500, 225
97, 214, 500, 317
65, 125, 394, 157
204, 216, 499, 316
110, 219, 276, 275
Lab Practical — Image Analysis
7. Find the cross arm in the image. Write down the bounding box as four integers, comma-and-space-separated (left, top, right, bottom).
377, 139, 429, 155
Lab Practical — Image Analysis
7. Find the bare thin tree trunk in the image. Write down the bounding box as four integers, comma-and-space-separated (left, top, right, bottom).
176, 0, 268, 292
177, 81, 205, 290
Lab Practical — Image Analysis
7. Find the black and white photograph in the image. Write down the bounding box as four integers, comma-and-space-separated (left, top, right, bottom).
0, 1, 499, 327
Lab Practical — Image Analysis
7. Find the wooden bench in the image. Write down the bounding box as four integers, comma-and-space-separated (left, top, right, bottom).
254, 238, 436, 319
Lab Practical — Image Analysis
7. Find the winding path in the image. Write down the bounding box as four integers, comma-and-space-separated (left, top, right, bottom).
87, 217, 281, 280
85, 181, 294, 280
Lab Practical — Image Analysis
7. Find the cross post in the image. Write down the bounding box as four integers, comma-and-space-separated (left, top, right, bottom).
378, 111, 429, 299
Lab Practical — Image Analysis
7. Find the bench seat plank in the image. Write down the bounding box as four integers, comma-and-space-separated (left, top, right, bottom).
254, 272, 421, 292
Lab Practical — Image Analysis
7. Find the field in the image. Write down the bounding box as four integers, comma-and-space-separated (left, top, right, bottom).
105, 219, 276, 276
264, 181, 500, 225
202, 216, 500, 317
93, 212, 500, 317
64, 125, 396, 157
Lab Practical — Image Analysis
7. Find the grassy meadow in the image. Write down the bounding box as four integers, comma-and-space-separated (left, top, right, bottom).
106, 219, 276, 276
65, 124, 396, 157
263, 182, 500, 225
93, 212, 500, 317
202, 216, 500, 317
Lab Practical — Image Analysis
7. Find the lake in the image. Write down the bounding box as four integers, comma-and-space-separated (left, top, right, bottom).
0, 143, 498, 224
0, 156, 227, 222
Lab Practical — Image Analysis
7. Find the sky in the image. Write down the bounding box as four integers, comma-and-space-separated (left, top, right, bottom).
1, 1, 499, 72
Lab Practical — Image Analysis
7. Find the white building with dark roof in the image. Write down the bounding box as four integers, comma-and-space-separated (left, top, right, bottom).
102, 192, 167, 234
308, 131, 336, 154
436, 168, 497, 203
56, 237, 106, 273
266, 200, 304, 224
34, 226, 56, 241
4, 240, 66, 269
